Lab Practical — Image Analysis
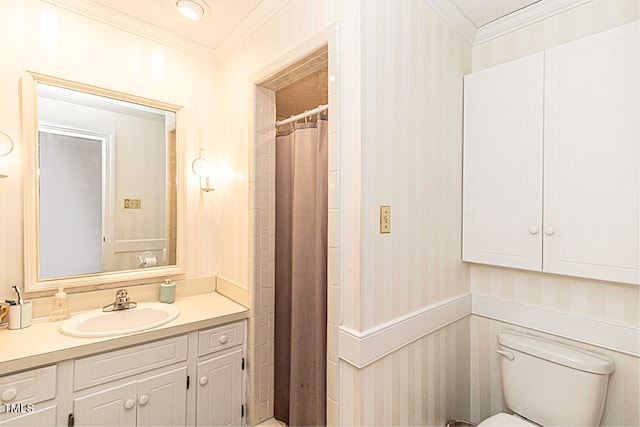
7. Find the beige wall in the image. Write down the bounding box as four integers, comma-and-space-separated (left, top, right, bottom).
0, 0, 219, 301
358, 0, 471, 330
469, 1, 640, 425
342, 318, 470, 426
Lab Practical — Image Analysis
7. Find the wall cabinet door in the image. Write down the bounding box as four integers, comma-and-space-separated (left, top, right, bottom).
543, 21, 640, 284
196, 348, 243, 427
462, 52, 544, 271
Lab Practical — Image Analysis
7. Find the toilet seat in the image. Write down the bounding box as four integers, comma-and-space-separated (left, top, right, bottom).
477, 413, 534, 426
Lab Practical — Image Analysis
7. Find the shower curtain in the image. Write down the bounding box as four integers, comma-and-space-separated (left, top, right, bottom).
274, 115, 328, 427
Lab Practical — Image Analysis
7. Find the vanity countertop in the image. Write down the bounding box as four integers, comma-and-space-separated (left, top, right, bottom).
0, 292, 248, 376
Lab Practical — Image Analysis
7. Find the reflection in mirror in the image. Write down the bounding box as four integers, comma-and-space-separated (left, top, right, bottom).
23, 72, 182, 291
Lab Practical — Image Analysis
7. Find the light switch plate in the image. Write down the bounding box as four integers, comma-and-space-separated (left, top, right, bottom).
380, 205, 391, 234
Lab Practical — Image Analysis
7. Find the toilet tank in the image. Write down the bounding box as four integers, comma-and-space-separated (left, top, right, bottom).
497, 332, 614, 427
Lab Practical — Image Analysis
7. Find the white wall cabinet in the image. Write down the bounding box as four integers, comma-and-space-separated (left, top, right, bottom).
463, 21, 640, 285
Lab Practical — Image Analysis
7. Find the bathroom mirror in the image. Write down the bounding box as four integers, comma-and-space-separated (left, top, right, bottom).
22, 71, 185, 292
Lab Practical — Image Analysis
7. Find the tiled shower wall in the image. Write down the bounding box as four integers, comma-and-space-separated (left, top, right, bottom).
248, 27, 342, 425
248, 86, 277, 425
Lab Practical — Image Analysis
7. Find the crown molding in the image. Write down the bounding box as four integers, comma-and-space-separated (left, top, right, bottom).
424, 0, 596, 47
423, 0, 477, 45
474, 0, 596, 44
211, 0, 294, 62
41, 0, 216, 62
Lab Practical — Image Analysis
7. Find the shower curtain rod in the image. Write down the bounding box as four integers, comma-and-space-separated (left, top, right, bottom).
275, 104, 329, 127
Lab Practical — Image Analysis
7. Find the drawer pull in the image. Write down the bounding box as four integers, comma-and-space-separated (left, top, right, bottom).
139, 395, 149, 406
1, 388, 17, 402
124, 399, 136, 410
199, 376, 208, 386
219, 335, 228, 344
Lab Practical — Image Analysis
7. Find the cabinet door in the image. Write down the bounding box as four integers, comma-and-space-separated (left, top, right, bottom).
0, 404, 56, 427
74, 382, 137, 426
137, 367, 187, 427
196, 348, 243, 427
463, 52, 544, 270
544, 21, 640, 284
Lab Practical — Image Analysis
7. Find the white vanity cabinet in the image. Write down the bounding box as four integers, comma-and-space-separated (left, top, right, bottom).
0, 366, 57, 426
73, 367, 187, 426
196, 322, 246, 427
463, 21, 640, 285
72, 335, 189, 426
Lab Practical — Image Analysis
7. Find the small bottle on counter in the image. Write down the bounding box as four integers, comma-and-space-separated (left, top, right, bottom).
49, 287, 71, 321
160, 278, 176, 304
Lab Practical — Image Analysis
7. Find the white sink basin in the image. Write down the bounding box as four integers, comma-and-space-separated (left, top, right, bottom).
60, 303, 180, 338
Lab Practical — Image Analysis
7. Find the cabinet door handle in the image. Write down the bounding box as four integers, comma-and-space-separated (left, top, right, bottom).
124, 399, 136, 410
219, 335, 228, 344
199, 376, 208, 386
1, 388, 17, 402
544, 227, 555, 236
528, 226, 538, 235
139, 395, 149, 406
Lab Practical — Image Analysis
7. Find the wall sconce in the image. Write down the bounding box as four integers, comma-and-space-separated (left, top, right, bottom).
192, 148, 214, 192
0, 131, 14, 179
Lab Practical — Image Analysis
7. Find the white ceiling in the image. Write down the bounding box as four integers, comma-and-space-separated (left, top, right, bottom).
83, 0, 549, 54
90, 0, 264, 51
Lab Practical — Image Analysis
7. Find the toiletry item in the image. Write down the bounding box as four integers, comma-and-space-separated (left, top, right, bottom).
8, 300, 32, 329
12, 285, 23, 305
160, 279, 175, 304
0, 302, 9, 325
49, 287, 71, 321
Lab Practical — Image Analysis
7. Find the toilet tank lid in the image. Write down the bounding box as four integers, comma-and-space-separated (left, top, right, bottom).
498, 332, 614, 375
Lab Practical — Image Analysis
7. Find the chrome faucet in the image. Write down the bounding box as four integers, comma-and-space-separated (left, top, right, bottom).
102, 289, 138, 312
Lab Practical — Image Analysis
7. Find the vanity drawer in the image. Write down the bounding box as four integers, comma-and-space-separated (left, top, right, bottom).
198, 321, 244, 357
0, 365, 56, 412
74, 335, 187, 391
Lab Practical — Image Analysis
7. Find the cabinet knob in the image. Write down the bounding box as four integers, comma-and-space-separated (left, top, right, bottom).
528, 226, 538, 235
124, 399, 136, 410
199, 376, 208, 386
139, 395, 149, 406
1, 388, 17, 402
544, 227, 555, 236
219, 335, 228, 344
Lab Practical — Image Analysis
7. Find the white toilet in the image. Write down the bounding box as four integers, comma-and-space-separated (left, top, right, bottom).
478, 331, 615, 427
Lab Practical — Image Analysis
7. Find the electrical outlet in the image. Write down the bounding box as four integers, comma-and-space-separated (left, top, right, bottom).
124, 199, 141, 209
380, 205, 391, 234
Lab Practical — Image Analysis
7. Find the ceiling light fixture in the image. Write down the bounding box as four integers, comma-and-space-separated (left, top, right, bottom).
175, 0, 208, 21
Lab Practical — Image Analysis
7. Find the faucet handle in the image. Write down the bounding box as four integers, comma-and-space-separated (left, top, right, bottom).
116, 289, 129, 303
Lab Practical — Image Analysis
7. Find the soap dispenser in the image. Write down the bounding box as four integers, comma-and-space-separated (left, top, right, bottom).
160, 278, 175, 304
49, 287, 71, 321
